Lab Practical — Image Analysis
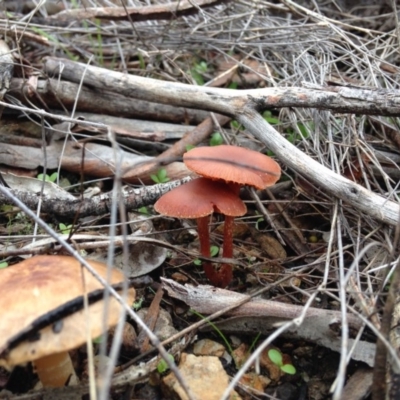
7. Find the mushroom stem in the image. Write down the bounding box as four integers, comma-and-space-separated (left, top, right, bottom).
218, 215, 234, 287
196, 216, 219, 285
33, 351, 76, 387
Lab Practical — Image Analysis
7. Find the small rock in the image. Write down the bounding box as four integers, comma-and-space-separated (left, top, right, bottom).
137, 308, 178, 342
193, 339, 225, 357
109, 322, 137, 355
232, 343, 249, 369
240, 372, 271, 392
162, 353, 241, 400
171, 272, 189, 283
275, 382, 298, 400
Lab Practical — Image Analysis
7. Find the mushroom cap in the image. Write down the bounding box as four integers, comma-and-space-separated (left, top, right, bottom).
0, 255, 135, 368
154, 178, 247, 218
183, 145, 281, 189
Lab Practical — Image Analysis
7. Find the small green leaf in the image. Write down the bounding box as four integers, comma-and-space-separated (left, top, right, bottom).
268, 349, 283, 366
150, 174, 160, 183
210, 245, 219, 257
0, 261, 8, 269
194, 246, 219, 265
230, 120, 244, 131
158, 168, 168, 180
37, 172, 58, 183
133, 296, 144, 311
194, 61, 208, 74
190, 69, 205, 85
138, 206, 149, 215
185, 144, 196, 152
262, 111, 280, 124
266, 150, 275, 157
59, 223, 72, 234
157, 354, 174, 374
151, 168, 170, 184
138, 53, 146, 70
281, 363, 296, 375
92, 335, 104, 344
209, 132, 223, 146
255, 216, 264, 230
228, 82, 238, 89
49, 172, 58, 183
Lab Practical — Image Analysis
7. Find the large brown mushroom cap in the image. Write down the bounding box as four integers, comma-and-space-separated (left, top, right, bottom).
0, 255, 135, 368
154, 178, 247, 218
183, 145, 281, 189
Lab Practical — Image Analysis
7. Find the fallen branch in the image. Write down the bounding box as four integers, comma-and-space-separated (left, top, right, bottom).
9, 78, 209, 124
43, 57, 400, 225
0, 178, 191, 219
162, 278, 375, 366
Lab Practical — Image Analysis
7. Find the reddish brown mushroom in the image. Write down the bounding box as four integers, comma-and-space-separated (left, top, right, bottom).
183, 145, 281, 191
154, 178, 246, 287
183, 145, 281, 276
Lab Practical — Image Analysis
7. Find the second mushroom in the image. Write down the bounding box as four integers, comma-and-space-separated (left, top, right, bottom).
155, 145, 281, 287
154, 178, 245, 287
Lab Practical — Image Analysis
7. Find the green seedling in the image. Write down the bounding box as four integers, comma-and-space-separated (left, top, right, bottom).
190, 60, 209, 85
0, 261, 8, 269
37, 172, 58, 183
194, 245, 219, 266
138, 53, 146, 70
132, 296, 144, 311
230, 120, 245, 131
157, 354, 175, 374
138, 206, 150, 215
286, 126, 309, 145
268, 348, 296, 375
92, 335, 104, 344
185, 144, 196, 152
209, 132, 224, 146
150, 168, 170, 184
59, 223, 73, 234
255, 212, 264, 230
262, 110, 280, 125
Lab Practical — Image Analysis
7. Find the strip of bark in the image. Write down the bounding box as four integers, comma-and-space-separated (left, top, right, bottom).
51, 0, 230, 22
43, 57, 400, 226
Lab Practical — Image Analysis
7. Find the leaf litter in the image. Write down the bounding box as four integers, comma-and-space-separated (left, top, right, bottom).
0, 0, 399, 399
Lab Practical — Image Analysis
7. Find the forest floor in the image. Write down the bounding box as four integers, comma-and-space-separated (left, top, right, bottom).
0, 1, 399, 399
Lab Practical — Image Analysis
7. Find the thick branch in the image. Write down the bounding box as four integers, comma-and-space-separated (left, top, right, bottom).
162, 278, 375, 366
9, 78, 209, 124
44, 57, 400, 117
42, 58, 400, 226
0, 179, 191, 219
